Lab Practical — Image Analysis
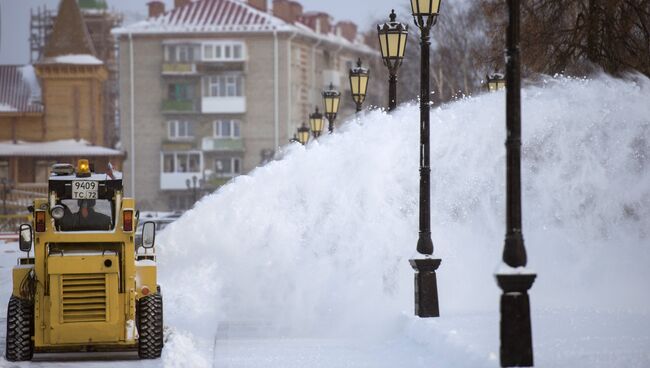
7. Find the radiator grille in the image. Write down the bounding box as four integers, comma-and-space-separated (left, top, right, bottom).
61, 274, 107, 323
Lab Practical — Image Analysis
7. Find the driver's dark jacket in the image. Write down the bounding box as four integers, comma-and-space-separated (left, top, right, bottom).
59, 209, 112, 231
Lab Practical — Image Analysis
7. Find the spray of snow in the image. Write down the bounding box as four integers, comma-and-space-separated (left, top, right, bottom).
18, 65, 40, 103
156, 74, 650, 362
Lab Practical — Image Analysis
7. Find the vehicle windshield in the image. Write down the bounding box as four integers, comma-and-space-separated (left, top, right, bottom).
56, 199, 115, 231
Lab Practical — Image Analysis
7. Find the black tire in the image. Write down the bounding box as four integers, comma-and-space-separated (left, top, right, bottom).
5, 296, 33, 362
137, 293, 163, 359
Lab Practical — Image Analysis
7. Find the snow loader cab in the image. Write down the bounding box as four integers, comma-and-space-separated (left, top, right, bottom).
5, 160, 164, 361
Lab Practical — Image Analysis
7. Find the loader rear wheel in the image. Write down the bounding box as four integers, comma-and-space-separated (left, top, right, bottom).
138, 293, 163, 359
5, 296, 33, 362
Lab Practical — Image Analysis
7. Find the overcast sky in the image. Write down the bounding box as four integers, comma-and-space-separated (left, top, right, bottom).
0, 0, 406, 65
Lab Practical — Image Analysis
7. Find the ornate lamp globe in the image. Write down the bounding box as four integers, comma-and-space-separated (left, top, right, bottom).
410, 0, 442, 29
349, 58, 370, 110
296, 123, 310, 145
309, 107, 324, 138
487, 72, 506, 92
377, 9, 408, 71
322, 82, 341, 122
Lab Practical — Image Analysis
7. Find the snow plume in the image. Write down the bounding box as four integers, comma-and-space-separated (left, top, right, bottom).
158, 74, 650, 342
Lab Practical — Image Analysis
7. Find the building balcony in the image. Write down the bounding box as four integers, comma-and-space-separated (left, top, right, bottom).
197, 61, 246, 73
160, 172, 202, 190
201, 97, 246, 114
162, 140, 196, 151
162, 63, 197, 75
162, 99, 199, 113
201, 138, 244, 152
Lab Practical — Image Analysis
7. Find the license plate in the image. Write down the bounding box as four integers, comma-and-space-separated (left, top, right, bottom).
72, 180, 98, 199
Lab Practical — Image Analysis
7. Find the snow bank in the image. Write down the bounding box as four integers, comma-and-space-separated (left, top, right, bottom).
156, 74, 650, 364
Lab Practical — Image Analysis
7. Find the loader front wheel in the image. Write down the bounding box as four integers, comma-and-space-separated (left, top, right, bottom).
138, 293, 163, 359
5, 296, 33, 362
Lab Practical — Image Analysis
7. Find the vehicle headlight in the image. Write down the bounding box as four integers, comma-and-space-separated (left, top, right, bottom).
51, 205, 65, 220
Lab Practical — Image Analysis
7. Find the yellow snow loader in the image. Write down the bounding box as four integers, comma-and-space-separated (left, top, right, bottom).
5, 159, 163, 361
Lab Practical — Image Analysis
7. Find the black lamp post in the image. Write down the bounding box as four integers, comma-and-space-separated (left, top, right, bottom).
377, 10, 408, 111
309, 107, 325, 139
322, 83, 341, 134
185, 175, 203, 205
349, 58, 370, 113
185, 175, 202, 203
487, 72, 507, 92
496, 0, 536, 366
407, 0, 442, 319
289, 134, 299, 144
296, 123, 310, 145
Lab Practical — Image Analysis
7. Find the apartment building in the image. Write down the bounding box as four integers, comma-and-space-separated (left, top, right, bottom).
114, 0, 378, 211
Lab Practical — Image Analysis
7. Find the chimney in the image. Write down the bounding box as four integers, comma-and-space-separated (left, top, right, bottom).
273, 0, 291, 23
336, 21, 357, 42
174, 0, 191, 9
248, 0, 267, 12
302, 12, 331, 34
289, 1, 303, 22
272, 0, 303, 24
147, 1, 165, 18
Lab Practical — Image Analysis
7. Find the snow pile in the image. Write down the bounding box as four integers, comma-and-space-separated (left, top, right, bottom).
155, 74, 650, 365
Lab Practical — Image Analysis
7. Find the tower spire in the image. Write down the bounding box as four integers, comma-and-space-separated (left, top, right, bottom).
43, 0, 96, 59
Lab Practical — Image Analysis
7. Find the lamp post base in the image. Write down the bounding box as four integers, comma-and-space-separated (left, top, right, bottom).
409, 258, 441, 318
496, 273, 536, 367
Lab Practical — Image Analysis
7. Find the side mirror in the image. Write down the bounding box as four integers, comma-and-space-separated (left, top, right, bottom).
142, 221, 156, 249
19, 224, 32, 253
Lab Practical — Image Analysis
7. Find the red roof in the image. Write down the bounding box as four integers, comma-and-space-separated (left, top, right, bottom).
151, 0, 282, 31
0, 65, 43, 114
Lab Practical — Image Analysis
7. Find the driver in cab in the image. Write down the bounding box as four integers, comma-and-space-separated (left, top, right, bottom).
59, 199, 112, 231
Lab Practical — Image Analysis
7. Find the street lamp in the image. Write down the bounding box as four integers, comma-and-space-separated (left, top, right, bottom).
309, 107, 325, 138
496, 0, 536, 366
487, 72, 506, 92
349, 58, 370, 113
377, 10, 408, 111
408, 0, 442, 319
185, 175, 203, 205
296, 123, 310, 145
322, 83, 341, 134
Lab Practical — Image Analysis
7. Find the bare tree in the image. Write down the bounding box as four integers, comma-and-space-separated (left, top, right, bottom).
393, 2, 491, 105
481, 0, 650, 77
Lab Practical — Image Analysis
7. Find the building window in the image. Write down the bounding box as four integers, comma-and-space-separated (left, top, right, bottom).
204, 74, 244, 97
165, 44, 198, 63
213, 120, 241, 138
168, 120, 194, 139
215, 157, 241, 177
162, 152, 202, 173
0, 161, 8, 180
168, 83, 195, 101
201, 41, 246, 61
